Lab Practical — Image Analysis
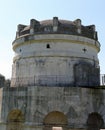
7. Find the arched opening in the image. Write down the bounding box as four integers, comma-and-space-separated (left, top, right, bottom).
87, 112, 104, 130
43, 111, 68, 130
6, 109, 25, 130
46, 44, 50, 49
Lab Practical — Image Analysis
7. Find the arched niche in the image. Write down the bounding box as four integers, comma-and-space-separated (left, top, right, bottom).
87, 112, 104, 130
6, 109, 25, 130
43, 111, 68, 130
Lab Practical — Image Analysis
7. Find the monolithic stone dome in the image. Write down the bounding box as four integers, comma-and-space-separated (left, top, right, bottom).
16, 17, 98, 40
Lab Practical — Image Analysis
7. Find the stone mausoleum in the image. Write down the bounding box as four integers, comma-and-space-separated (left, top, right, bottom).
0, 17, 105, 130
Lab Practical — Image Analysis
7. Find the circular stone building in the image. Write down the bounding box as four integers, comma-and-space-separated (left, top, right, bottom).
11, 17, 100, 87
1, 17, 105, 130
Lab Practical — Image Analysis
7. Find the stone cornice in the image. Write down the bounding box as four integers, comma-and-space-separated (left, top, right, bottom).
12, 34, 100, 52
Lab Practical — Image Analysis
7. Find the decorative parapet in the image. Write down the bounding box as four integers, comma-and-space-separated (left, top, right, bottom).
15, 17, 98, 41
73, 19, 81, 34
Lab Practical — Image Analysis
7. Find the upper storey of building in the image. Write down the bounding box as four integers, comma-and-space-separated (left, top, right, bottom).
15, 17, 98, 41
11, 17, 101, 87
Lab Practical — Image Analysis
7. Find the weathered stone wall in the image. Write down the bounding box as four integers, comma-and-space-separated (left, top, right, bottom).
0, 88, 3, 121
11, 34, 100, 87
1, 86, 105, 130
0, 75, 5, 88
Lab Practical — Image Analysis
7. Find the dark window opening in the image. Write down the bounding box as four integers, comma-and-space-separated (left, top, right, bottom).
19, 49, 21, 52
46, 44, 50, 49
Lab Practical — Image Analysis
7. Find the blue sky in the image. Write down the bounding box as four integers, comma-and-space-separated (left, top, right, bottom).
0, 0, 105, 79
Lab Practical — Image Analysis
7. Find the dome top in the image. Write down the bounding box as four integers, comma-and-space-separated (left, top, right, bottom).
16, 17, 98, 40
40, 19, 75, 26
